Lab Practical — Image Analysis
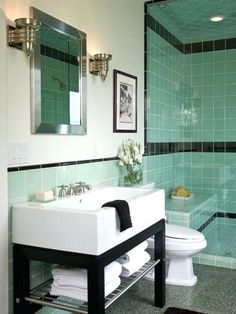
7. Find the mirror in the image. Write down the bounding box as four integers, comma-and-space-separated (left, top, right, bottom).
30, 7, 87, 135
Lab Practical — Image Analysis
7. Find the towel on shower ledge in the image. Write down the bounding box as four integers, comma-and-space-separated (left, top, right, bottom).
102, 199, 132, 232
50, 277, 121, 301
120, 251, 151, 277
51, 261, 122, 289
116, 241, 148, 264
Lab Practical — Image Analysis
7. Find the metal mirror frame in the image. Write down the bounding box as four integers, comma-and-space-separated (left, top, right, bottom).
30, 7, 87, 135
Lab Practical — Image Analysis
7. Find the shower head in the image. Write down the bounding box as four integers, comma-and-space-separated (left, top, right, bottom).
51, 76, 67, 91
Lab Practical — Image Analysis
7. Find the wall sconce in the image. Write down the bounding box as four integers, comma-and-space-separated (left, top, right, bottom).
89, 53, 112, 81
8, 18, 41, 57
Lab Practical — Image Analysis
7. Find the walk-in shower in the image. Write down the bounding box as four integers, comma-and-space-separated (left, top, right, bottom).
145, 0, 236, 269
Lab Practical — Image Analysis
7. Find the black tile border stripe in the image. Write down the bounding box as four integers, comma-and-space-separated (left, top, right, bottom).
41, 44, 79, 66
8, 157, 118, 172
198, 213, 217, 232
198, 212, 236, 232
146, 142, 236, 156
8, 141, 236, 172
147, 14, 183, 53
217, 212, 236, 219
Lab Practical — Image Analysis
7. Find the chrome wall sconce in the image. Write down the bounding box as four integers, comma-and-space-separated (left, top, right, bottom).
8, 18, 41, 57
89, 53, 112, 81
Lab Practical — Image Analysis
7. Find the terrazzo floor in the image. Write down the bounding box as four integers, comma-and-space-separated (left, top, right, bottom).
106, 264, 236, 314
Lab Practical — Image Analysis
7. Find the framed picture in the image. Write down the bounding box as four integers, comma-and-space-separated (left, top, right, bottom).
113, 69, 137, 133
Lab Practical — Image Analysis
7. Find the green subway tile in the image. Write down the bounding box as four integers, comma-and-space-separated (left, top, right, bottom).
214, 107, 225, 118
215, 256, 232, 269
226, 61, 236, 73
225, 130, 236, 141
42, 167, 57, 194
202, 120, 213, 130
77, 163, 92, 183
202, 130, 214, 141
226, 118, 236, 130
226, 84, 236, 96
203, 86, 213, 97
26, 169, 42, 201
214, 62, 226, 73
203, 52, 213, 63
56, 165, 78, 187
226, 72, 236, 84
214, 119, 225, 131
103, 160, 119, 180
90, 162, 104, 184
8, 172, 26, 199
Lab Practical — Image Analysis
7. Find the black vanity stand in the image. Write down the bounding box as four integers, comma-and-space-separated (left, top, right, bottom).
13, 219, 165, 314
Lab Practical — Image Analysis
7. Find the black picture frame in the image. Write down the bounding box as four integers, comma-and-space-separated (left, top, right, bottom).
113, 69, 137, 133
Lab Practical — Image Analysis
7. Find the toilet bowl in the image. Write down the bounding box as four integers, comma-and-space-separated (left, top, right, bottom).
147, 224, 207, 286
165, 224, 207, 286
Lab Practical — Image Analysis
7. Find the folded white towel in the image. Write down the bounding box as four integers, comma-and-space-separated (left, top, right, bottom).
116, 241, 148, 264
50, 277, 121, 301
121, 251, 151, 278
52, 261, 122, 289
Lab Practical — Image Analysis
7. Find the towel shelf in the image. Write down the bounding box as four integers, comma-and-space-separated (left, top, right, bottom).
24, 259, 159, 313
13, 219, 165, 314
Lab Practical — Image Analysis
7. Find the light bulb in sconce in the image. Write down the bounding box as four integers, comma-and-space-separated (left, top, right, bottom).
8, 17, 41, 57
89, 53, 112, 81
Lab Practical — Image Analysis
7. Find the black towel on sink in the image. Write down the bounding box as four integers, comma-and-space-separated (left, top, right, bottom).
102, 200, 132, 232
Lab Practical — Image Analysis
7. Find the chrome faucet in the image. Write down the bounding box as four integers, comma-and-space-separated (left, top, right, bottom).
74, 182, 92, 195
66, 184, 75, 197
57, 185, 68, 197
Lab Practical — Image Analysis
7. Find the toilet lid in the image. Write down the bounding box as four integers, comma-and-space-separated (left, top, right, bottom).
166, 224, 204, 241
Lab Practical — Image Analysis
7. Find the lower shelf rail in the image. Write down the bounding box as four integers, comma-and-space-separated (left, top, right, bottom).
24, 259, 160, 314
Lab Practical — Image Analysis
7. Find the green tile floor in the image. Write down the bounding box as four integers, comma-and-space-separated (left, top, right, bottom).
107, 264, 236, 314
202, 218, 236, 258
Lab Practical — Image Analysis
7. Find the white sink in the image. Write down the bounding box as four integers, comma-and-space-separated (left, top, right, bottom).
13, 187, 165, 255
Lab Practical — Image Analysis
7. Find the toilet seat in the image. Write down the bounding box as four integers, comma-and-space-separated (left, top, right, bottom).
165, 224, 207, 251
166, 224, 205, 242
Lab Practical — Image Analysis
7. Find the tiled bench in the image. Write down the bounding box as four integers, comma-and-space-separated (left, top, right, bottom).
165, 193, 217, 230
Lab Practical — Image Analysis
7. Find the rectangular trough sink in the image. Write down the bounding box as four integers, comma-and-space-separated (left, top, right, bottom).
13, 186, 165, 255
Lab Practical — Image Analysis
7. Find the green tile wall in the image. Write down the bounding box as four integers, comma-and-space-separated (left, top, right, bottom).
146, 26, 185, 194
145, 153, 185, 194
147, 28, 184, 143
184, 152, 236, 214
184, 49, 236, 142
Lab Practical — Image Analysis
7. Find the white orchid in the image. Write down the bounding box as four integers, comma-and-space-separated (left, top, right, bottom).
118, 139, 143, 166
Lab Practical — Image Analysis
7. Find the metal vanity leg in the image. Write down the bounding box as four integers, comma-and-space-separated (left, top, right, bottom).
87, 263, 105, 314
13, 245, 41, 314
154, 220, 166, 308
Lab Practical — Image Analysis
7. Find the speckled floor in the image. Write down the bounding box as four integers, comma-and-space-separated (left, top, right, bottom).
106, 264, 236, 314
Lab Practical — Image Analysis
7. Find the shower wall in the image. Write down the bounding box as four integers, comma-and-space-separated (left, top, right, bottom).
184, 45, 236, 214
146, 24, 185, 193
146, 6, 236, 214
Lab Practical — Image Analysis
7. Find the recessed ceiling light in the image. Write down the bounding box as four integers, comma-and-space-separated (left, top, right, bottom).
209, 15, 225, 22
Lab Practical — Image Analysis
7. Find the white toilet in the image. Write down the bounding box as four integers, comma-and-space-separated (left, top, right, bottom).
148, 224, 207, 286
